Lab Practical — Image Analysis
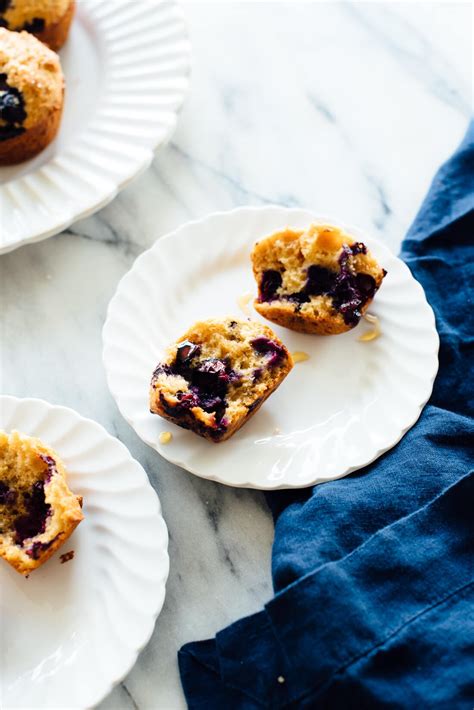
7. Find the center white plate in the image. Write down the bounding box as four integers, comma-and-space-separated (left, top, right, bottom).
0, 396, 169, 709
0, 0, 191, 254
103, 206, 439, 490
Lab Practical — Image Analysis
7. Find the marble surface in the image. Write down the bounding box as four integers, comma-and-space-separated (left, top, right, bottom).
0, 1, 471, 708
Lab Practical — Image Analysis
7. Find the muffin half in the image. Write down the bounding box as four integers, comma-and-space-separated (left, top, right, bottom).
0, 28, 64, 165
0, 0, 75, 51
252, 223, 386, 335
0, 430, 83, 575
150, 317, 293, 442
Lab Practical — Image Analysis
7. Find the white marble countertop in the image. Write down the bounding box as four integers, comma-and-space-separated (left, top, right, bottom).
1, 2, 471, 708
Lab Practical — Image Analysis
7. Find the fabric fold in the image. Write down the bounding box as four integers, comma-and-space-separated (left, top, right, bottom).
180, 472, 474, 708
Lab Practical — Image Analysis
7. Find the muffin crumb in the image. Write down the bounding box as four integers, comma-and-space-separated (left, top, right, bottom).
237, 291, 253, 316
292, 351, 310, 363
358, 313, 381, 342
60, 550, 74, 564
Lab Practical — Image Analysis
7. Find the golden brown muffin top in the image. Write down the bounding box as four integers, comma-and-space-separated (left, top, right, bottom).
0, 28, 63, 128
0, 0, 70, 30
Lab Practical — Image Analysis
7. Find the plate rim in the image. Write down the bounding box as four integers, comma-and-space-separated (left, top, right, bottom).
102, 204, 440, 490
0, 393, 170, 709
0, 0, 192, 255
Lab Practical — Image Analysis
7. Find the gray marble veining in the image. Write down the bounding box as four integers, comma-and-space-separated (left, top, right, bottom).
0, 2, 471, 708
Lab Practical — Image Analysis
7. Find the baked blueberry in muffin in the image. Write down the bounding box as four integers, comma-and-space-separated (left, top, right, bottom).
0, 0, 75, 50
0, 430, 83, 575
150, 317, 293, 442
251, 223, 386, 335
0, 28, 64, 164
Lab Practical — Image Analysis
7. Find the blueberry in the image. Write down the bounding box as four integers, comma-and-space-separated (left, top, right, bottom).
349, 242, 367, 256
0, 84, 26, 124
330, 271, 376, 325
0, 124, 25, 140
286, 292, 310, 305
14, 480, 51, 546
251, 336, 286, 366
304, 265, 336, 296
355, 273, 376, 299
338, 242, 367, 268
26, 540, 52, 560
0, 481, 16, 505
22, 17, 45, 33
176, 340, 201, 365
227, 368, 242, 385
260, 270, 282, 302
197, 392, 224, 411
199, 393, 227, 422
209, 416, 229, 440
40, 454, 57, 482
191, 359, 229, 393
0, 73, 27, 142
159, 391, 194, 417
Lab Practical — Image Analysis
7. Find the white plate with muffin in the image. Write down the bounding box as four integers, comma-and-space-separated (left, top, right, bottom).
0, 395, 169, 709
0, 0, 191, 254
102, 205, 439, 490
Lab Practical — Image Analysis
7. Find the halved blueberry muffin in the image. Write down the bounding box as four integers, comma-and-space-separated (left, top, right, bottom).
251, 223, 386, 335
0, 28, 64, 165
0, 0, 75, 51
150, 317, 293, 442
0, 430, 83, 575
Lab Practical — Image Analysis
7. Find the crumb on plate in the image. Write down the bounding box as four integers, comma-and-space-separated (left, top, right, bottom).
292, 351, 310, 363
237, 291, 253, 316
60, 550, 74, 564
358, 313, 381, 342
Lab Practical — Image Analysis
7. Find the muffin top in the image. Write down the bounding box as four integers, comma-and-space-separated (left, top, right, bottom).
0, 27, 63, 135
0, 0, 70, 32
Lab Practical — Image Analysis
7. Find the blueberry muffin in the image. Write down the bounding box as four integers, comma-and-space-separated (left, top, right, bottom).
150, 317, 293, 442
0, 430, 83, 575
252, 223, 386, 335
0, 0, 75, 51
0, 28, 64, 165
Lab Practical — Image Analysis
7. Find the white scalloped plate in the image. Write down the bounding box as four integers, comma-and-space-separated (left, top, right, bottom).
103, 206, 439, 490
0, 395, 169, 709
0, 0, 191, 255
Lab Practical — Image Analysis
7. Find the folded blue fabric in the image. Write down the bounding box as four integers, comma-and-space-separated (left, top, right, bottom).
179, 122, 474, 709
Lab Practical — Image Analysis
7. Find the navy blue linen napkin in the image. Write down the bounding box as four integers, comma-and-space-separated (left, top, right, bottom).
178, 122, 474, 709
